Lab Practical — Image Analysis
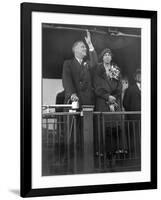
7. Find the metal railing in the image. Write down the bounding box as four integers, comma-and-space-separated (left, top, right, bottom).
42, 110, 141, 176
93, 112, 141, 172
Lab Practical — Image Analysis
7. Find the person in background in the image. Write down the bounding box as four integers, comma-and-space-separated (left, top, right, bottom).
123, 69, 141, 158
123, 68, 141, 118
55, 90, 65, 112
121, 78, 129, 110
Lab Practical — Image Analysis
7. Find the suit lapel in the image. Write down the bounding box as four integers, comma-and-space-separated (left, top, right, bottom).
72, 58, 81, 68
99, 65, 114, 90
134, 84, 141, 96
71, 58, 82, 75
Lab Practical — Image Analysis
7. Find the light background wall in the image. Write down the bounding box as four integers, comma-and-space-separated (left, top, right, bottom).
43, 79, 63, 105
0, 0, 160, 200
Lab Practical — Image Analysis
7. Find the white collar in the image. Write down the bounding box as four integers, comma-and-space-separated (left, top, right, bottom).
75, 57, 83, 65
136, 82, 141, 90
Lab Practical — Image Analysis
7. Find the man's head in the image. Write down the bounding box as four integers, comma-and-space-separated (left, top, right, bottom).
72, 41, 87, 59
134, 69, 141, 83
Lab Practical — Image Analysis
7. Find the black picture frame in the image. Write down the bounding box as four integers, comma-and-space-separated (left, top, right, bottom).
21, 2, 157, 197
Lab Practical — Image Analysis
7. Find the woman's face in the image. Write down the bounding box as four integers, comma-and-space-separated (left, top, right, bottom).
103, 52, 112, 64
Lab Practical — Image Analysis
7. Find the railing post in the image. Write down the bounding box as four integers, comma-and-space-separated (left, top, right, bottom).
82, 105, 94, 173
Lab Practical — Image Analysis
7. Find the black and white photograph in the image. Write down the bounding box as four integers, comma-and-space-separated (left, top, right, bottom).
42, 23, 141, 176
20, 2, 157, 197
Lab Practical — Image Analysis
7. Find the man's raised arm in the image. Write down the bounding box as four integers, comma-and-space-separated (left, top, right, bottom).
85, 30, 98, 67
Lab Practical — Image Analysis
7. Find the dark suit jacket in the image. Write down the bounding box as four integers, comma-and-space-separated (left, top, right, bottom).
94, 63, 122, 112
55, 90, 65, 112
62, 51, 97, 106
123, 83, 141, 120
93, 63, 122, 122
123, 83, 141, 111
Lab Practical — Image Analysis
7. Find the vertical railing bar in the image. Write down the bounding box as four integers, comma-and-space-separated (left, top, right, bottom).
116, 121, 120, 160
138, 120, 141, 138
64, 116, 67, 172
67, 115, 70, 173
62, 116, 66, 168
46, 118, 49, 148
97, 114, 101, 170
52, 119, 55, 143
46, 118, 49, 174
133, 120, 137, 159
58, 116, 61, 164
73, 116, 77, 173
138, 119, 141, 158
110, 121, 113, 162
69, 117, 74, 138
61, 116, 65, 167
102, 114, 106, 169
127, 120, 131, 159
52, 119, 56, 169
121, 115, 126, 160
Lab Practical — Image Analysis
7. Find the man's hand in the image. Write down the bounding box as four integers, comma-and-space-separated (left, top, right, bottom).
71, 93, 79, 102
108, 95, 116, 103
109, 104, 115, 112
85, 30, 94, 50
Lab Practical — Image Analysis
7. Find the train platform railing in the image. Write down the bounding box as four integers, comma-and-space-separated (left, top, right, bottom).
93, 111, 141, 172
42, 105, 141, 175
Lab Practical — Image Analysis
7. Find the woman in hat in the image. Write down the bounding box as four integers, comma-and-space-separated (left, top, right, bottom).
93, 48, 126, 165
94, 48, 122, 113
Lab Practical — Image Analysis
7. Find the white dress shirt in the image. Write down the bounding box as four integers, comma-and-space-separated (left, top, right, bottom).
136, 82, 141, 91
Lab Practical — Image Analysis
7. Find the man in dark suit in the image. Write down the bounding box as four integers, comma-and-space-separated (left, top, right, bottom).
62, 31, 98, 171
123, 69, 141, 119
123, 69, 141, 158
55, 90, 65, 112
62, 31, 97, 107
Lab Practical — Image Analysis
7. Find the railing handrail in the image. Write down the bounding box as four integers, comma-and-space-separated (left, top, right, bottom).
42, 111, 141, 119
43, 112, 81, 118
94, 111, 141, 115
42, 104, 72, 109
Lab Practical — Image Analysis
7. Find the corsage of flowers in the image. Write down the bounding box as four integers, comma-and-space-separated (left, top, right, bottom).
109, 64, 121, 80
